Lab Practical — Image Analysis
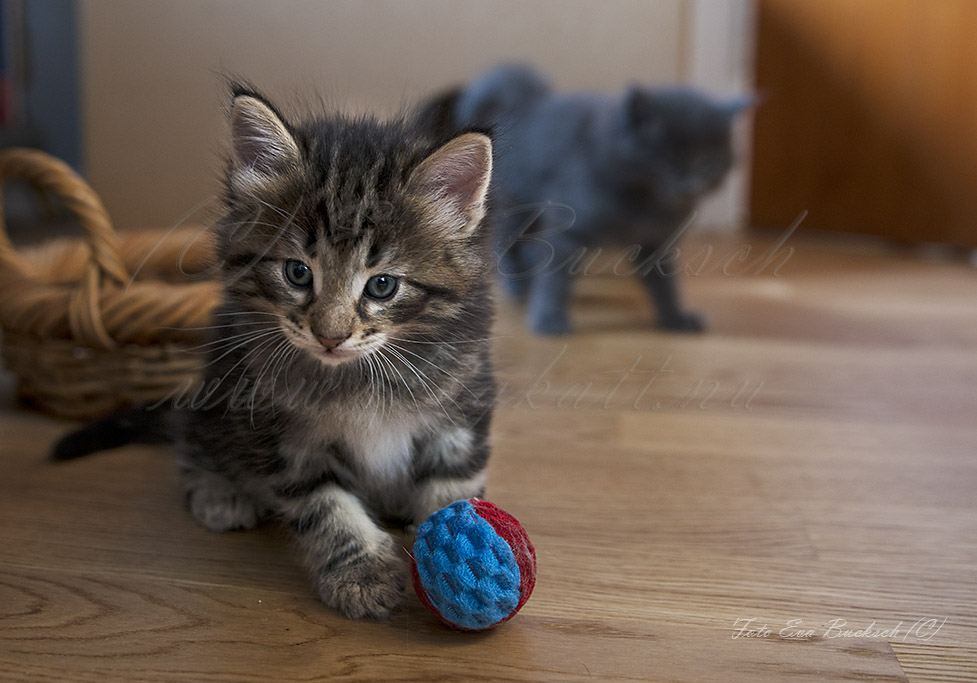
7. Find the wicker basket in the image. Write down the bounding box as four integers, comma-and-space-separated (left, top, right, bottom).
0, 148, 221, 419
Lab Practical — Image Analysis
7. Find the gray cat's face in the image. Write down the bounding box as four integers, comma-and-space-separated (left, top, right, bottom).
622, 88, 745, 202
216, 93, 492, 368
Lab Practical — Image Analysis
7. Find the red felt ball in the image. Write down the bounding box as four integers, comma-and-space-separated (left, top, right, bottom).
411, 498, 536, 630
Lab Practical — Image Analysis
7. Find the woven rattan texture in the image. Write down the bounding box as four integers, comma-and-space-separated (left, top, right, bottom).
0, 148, 220, 418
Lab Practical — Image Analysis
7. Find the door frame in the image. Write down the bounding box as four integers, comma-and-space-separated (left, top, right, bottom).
682, 0, 757, 234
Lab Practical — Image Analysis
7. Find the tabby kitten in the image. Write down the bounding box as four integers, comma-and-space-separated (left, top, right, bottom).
57, 87, 497, 620
422, 64, 750, 335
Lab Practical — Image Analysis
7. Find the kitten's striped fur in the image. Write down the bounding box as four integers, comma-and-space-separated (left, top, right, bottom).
176, 87, 496, 620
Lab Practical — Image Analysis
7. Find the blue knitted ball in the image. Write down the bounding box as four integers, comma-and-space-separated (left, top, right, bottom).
411, 498, 536, 630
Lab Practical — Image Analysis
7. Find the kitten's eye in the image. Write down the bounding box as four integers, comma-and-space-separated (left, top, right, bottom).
283, 259, 313, 288
364, 274, 398, 300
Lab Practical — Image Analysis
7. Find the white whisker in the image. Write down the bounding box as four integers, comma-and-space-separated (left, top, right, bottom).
377, 347, 417, 415
211, 332, 286, 412
384, 344, 457, 424
164, 320, 275, 332
213, 310, 285, 317
249, 338, 292, 425
185, 324, 280, 352
385, 334, 506, 346
269, 345, 298, 409
386, 341, 481, 403
200, 328, 282, 367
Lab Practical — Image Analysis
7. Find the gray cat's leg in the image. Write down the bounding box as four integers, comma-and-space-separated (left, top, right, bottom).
526, 240, 577, 335
179, 460, 265, 532
638, 256, 704, 332
497, 244, 531, 300
280, 484, 407, 620
527, 268, 573, 334
495, 213, 538, 300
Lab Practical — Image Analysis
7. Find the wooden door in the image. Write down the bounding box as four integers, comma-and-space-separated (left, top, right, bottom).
750, 0, 977, 248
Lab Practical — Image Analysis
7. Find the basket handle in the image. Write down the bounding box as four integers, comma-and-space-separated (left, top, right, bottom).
0, 148, 131, 349
0, 148, 130, 284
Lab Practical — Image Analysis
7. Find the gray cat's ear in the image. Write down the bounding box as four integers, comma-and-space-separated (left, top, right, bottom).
408, 133, 492, 236
721, 93, 761, 117
624, 88, 663, 132
229, 94, 300, 193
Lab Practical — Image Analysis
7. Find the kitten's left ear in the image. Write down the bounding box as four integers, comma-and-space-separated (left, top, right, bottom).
408, 133, 492, 237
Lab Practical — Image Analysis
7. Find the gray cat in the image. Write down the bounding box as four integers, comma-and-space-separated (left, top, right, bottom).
421, 64, 750, 335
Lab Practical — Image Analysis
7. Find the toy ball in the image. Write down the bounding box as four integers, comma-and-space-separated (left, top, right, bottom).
411, 498, 536, 631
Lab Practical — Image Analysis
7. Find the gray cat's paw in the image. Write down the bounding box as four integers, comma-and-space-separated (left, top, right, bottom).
530, 312, 572, 336
316, 544, 408, 620
659, 311, 706, 333
185, 480, 262, 532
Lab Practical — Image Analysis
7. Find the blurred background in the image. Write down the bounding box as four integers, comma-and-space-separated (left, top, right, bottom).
2, 0, 976, 250
0, 0, 753, 236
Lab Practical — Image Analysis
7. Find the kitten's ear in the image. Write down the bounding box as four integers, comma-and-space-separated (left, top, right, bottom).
229, 92, 300, 193
408, 133, 492, 236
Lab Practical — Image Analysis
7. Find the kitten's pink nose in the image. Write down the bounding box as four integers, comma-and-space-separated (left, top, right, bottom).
317, 335, 349, 350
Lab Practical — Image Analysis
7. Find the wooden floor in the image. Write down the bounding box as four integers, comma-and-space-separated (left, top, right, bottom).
2, 230, 976, 682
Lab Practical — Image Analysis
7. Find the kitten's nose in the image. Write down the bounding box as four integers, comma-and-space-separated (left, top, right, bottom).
316, 334, 349, 350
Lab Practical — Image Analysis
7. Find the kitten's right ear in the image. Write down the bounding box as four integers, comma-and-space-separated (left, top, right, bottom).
229, 92, 300, 193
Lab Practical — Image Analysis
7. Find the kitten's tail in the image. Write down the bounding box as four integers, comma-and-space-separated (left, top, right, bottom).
51, 407, 173, 461
455, 63, 550, 130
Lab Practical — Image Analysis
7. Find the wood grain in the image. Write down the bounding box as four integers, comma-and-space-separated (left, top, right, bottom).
2, 232, 976, 681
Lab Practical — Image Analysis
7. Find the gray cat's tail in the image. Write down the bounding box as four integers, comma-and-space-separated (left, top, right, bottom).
51, 407, 172, 461
455, 63, 550, 130
414, 86, 465, 142
416, 64, 550, 139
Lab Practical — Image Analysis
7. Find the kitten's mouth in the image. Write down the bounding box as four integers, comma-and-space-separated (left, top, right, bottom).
317, 345, 356, 361
279, 325, 374, 366
306, 338, 383, 366
310, 344, 360, 365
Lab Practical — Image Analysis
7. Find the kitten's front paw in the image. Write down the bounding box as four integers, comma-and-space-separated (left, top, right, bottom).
316, 544, 408, 620
659, 311, 705, 333
529, 312, 572, 336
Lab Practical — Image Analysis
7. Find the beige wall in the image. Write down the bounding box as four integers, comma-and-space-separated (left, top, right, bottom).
80, 1, 750, 231
685, 0, 756, 230
80, 0, 685, 228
